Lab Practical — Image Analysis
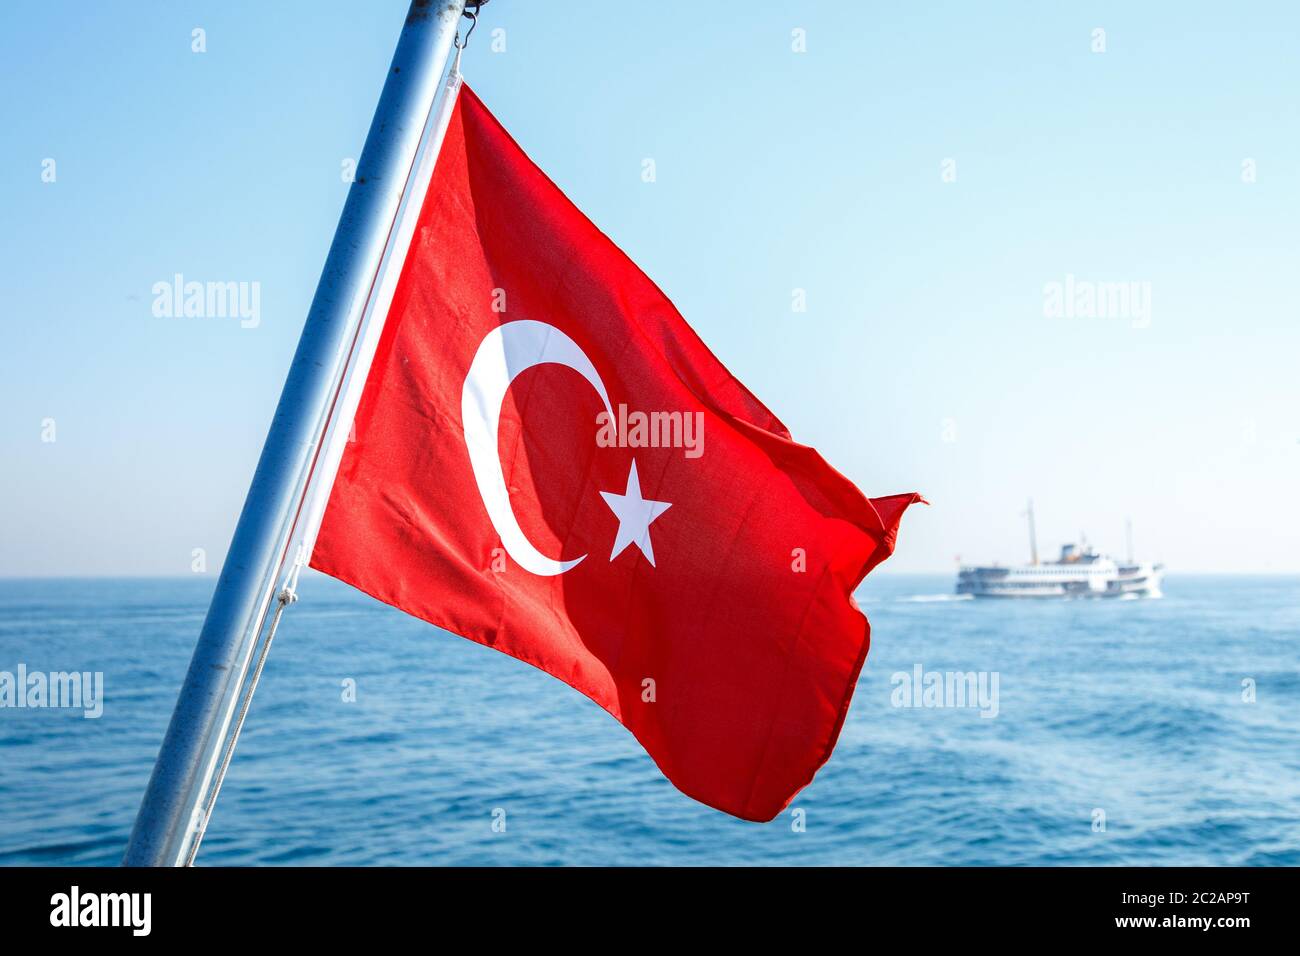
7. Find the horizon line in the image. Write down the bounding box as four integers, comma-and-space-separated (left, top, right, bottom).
0, 569, 1296, 582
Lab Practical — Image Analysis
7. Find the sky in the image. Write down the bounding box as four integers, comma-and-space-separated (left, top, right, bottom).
1, 0, 1297, 576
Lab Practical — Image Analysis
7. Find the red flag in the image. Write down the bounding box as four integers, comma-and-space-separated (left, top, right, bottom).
309, 84, 921, 821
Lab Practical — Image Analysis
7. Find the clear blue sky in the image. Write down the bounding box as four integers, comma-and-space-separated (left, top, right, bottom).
2, 1, 1297, 576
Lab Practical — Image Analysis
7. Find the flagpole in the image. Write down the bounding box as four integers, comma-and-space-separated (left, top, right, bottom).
123, 0, 469, 867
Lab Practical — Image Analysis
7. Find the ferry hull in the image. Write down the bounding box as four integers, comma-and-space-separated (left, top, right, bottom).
956, 560, 1163, 600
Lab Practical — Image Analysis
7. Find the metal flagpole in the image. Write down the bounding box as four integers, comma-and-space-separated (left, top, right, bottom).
123, 0, 469, 867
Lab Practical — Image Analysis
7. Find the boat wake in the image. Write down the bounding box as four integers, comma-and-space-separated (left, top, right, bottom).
898, 593, 975, 603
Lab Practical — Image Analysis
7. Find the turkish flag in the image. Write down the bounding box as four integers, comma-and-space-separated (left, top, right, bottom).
309, 83, 921, 822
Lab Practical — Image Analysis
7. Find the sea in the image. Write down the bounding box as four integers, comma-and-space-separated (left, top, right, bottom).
0, 573, 1296, 866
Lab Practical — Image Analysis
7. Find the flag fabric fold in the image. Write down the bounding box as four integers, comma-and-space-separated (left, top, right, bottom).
308, 83, 921, 821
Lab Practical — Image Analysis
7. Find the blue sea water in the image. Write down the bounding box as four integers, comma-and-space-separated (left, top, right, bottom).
0, 573, 1296, 866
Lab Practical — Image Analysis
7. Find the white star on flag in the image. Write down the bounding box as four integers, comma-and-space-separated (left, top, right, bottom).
599, 460, 672, 566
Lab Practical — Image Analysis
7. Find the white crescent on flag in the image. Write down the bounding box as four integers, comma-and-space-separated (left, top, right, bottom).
460, 320, 614, 576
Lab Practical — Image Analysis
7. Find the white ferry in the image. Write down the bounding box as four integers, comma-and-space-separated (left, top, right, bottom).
956, 503, 1163, 599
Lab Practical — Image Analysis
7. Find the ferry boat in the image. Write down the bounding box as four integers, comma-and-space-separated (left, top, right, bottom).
956, 503, 1163, 599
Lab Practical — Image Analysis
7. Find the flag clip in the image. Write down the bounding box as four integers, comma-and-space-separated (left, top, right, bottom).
454, 2, 483, 53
